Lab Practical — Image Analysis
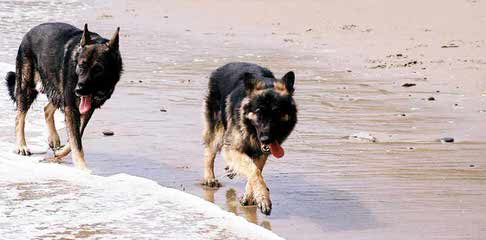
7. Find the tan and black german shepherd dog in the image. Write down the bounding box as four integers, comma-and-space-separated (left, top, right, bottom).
202, 62, 298, 215
5, 22, 123, 172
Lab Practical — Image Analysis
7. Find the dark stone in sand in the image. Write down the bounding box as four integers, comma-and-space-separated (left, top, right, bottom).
402, 83, 416, 87
138, 80, 143, 83
469, 164, 475, 168
441, 44, 459, 48
440, 137, 454, 143
160, 109, 167, 112
400, 113, 406, 116
103, 130, 114, 136
428, 97, 435, 101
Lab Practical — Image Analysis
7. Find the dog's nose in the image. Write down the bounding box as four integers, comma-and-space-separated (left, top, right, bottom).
75, 82, 87, 96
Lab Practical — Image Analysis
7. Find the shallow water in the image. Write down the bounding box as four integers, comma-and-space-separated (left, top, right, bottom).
1, 1, 486, 240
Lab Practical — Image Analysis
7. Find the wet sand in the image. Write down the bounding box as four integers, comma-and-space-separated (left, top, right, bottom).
1, 0, 486, 239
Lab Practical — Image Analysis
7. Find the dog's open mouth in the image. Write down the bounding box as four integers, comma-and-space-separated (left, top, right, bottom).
261, 142, 285, 158
79, 95, 92, 114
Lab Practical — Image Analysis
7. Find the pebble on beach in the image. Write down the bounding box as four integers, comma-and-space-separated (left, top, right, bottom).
103, 130, 115, 136
439, 137, 454, 143
402, 83, 416, 87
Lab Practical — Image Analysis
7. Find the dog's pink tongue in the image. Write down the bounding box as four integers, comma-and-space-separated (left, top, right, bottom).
79, 96, 92, 114
269, 142, 284, 158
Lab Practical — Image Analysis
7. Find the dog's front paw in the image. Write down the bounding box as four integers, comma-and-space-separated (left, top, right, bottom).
53, 145, 70, 157
201, 178, 222, 188
48, 135, 61, 150
256, 197, 272, 215
16, 145, 31, 156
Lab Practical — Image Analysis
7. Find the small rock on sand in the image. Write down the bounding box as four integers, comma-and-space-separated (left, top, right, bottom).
402, 83, 416, 87
160, 108, 167, 112
428, 97, 435, 101
439, 137, 454, 143
349, 132, 377, 142
441, 43, 459, 48
102, 130, 115, 136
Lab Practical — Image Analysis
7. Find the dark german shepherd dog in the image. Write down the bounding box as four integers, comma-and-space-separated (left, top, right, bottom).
202, 62, 297, 215
5, 22, 123, 172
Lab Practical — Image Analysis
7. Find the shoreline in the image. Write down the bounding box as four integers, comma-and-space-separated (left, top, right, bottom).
0, 0, 485, 239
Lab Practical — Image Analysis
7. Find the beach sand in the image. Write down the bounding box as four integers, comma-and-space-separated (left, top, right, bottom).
1, 0, 486, 239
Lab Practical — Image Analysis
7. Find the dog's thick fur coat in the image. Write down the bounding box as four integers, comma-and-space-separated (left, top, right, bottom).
5, 22, 122, 171
202, 62, 297, 215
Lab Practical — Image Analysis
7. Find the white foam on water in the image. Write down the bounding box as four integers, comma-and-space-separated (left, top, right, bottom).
0, 63, 284, 240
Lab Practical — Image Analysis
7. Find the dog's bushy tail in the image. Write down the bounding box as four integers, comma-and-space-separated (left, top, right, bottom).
5, 71, 16, 102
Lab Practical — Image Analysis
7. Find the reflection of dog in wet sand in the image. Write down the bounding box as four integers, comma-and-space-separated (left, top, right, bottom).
202, 62, 298, 215
5, 23, 123, 171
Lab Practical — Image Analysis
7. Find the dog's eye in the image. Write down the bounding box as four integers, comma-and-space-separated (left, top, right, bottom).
92, 64, 104, 74
281, 113, 289, 121
255, 108, 261, 113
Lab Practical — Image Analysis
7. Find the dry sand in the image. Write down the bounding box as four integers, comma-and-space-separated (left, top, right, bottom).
2, 0, 486, 239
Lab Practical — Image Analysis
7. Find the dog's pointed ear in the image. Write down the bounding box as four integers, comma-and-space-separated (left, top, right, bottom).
80, 23, 91, 47
108, 27, 120, 50
282, 71, 295, 94
243, 72, 258, 92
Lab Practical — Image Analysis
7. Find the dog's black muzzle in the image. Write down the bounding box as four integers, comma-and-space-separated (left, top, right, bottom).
75, 81, 90, 97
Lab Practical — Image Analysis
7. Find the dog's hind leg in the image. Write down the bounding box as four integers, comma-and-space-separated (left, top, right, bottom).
222, 147, 271, 215
15, 110, 30, 155
44, 102, 61, 150
202, 120, 224, 187
14, 56, 38, 156
201, 124, 224, 188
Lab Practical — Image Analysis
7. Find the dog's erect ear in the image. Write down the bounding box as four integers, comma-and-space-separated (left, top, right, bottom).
282, 71, 295, 94
80, 24, 91, 47
108, 27, 120, 50
243, 72, 258, 92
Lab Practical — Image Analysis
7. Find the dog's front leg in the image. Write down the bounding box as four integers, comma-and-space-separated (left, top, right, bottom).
64, 106, 89, 172
50, 108, 94, 161
222, 148, 271, 215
